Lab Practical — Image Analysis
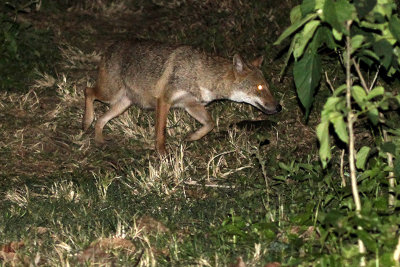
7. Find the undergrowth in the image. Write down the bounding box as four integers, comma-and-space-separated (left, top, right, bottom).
0, 0, 399, 266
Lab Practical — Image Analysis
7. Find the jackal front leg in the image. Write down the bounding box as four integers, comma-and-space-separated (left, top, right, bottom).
155, 97, 171, 155
184, 101, 214, 141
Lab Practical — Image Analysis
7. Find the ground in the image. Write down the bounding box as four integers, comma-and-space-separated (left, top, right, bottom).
0, 1, 329, 266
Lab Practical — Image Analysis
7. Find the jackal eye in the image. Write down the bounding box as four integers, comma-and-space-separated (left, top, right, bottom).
257, 85, 263, 91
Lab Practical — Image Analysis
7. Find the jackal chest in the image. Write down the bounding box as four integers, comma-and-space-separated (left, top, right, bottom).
169, 86, 216, 108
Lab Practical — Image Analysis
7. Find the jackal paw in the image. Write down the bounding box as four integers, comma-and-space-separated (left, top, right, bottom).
94, 135, 111, 145
185, 132, 202, 142
156, 145, 168, 157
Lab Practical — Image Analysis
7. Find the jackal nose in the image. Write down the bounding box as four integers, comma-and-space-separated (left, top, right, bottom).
276, 104, 282, 112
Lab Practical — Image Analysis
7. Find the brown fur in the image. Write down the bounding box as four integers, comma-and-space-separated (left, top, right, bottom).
83, 40, 281, 155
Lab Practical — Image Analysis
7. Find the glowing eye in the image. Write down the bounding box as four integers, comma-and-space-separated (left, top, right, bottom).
257, 85, 263, 90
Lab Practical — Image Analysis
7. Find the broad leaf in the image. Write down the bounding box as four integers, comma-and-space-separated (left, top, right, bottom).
274, 13, 318, 45
294, 20, 321, 59
317, 121, 330, 168
322, 96, 341, 113
367, 86, 384, 100
333, 84, 347, 96
332, 28, 343, 41
373, 0, 395, 18
351, 85, 367, 109
389, 15, 400, 42
315, 26, 337, 49
335, 0, 356, 25
330, 112, 348, 143
351, 35, 364, 54
290, 5, 302, 23
279, 34, 298, 79
394, 158, 400, 178
381, 142, 396, 155
367, 107, 379, 125
323, 0, 342, 32
358, 48, 380, 66
323, 0, 355, 34
293, 51, 322, 117
301, 0, 316, 16
373, 39, 393, 69
354, 0, 376, 19
357, 229, 377, 251
356, 146, 371, 170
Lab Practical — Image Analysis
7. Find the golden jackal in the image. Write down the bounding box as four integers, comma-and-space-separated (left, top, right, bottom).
83, 41, 281, 154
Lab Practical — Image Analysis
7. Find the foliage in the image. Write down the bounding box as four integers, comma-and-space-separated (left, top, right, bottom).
0, 2, 57, 91
1, 0, 399, 265
276, 0, 400, 264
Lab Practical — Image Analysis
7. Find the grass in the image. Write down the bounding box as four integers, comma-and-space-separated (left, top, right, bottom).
4, 0, 398, 266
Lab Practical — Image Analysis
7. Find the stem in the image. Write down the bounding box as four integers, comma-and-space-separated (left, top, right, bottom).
352, 58, 369, 92
383, 130, 395, 208
346, 21, 366, 265
369, 65, 381, 91
394, 235, 400, 262
340, 149, 346, 187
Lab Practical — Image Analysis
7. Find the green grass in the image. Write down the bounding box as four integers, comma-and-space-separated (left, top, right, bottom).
0, 0, 399, 266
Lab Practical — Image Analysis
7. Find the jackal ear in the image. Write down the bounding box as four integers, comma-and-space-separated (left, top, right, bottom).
233, 54, 244, 73
251, 56, 264, 68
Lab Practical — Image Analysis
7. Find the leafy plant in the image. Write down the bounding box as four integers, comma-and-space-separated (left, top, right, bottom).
275, 0, 400, 264
0, 2, 57, 91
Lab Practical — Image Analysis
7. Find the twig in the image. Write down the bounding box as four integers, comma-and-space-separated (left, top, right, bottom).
369, 65, 381, 91
184, 180, 236, 189
340, 149, 346, 187
207, 150, 235, 181
352, 58, 369, 92
325, 71, 335, 93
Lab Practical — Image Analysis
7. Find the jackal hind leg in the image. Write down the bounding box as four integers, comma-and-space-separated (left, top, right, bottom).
83, 87, 96, 131
155, 97, 171, 155
184, 101, 214, 141
94, 96, 132, 144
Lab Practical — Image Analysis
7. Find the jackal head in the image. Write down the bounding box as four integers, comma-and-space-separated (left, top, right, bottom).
228, 54, 281, 114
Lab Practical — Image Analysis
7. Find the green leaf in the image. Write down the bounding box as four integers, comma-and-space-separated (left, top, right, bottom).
293, 20, 321, 59
357, 229, 377, 250
381, 142, 396, 155
394, 158, 400, 178
274, 13, 318, 45
293, 51, 322, 118
373, 39, 393, 69
333, 85, 347, 96
351, 85, 367, 109
323, 0, 342, 32
335, 0, 356, 24
290, 5, 302, 23
367, 86, 384, 100
332, 28, 343, 41
373, 0, 395, 18
367, 107, 379, 125
356, 146, 371, 170
354, 0, 376, 19
322, 96, 341, 113
330, 112, 348, 143
389, 15, 400, 42
360, 49, 380, 61
323, 0, 355, 34
315, 26, 337, 49
360, 21, 385, 31
301, 0, 315, 16
279, 34, 298, 79
317, 121, 331, 168
351, 35, 364, 54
